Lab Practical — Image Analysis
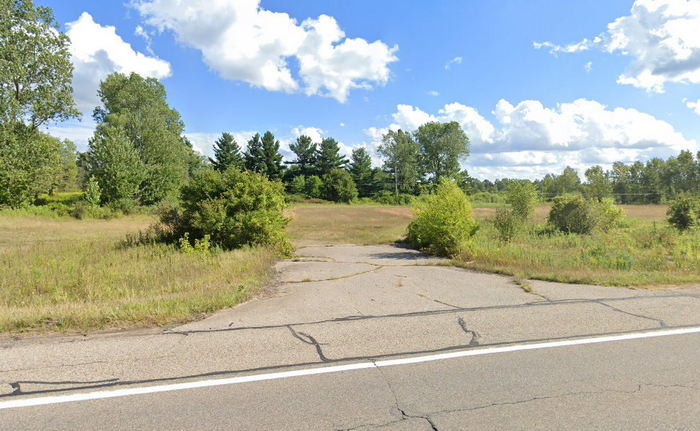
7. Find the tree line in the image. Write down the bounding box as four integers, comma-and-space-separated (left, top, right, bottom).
1, 0, 698, 211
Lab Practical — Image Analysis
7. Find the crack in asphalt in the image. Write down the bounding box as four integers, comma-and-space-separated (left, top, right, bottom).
165, 292, 700, 336
596, 301, 667, 327
456, 317, 480, 346
4, 326, 700, 399
334, 381, 700, 430
287, 325, 329, 362
281, 266, 384, 284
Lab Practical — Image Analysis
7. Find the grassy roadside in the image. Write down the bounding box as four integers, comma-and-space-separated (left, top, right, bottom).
0, 213, 277, 333
286, 203, 699, 287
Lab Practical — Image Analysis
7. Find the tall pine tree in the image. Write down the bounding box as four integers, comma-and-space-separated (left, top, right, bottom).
315, 137, 347, 176
349, 147, 375, 198
244, 133, 265, 174
261, 131, 284, 180
210, 132, 243, 172
287, 135, 317, 177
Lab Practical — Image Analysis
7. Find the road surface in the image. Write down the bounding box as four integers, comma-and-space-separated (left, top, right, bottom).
2, 244, 700, 430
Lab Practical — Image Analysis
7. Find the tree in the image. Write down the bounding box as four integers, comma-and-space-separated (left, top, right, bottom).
322, 169, 358, 203
414, 121, 469, 184
85, 125, 145, 204
378, 129, 421, 195
260, 131, 284, 180
0, 125, 63, 207
0, 0, 78, 128
51, 139, 78, 193
315, 137, 347, 175
244, 133, 265, 174
506, 180, 538, 221
349, 147, 374, 198
210, 132, 243, 172
91, 72, 192, 204
287, 135, 317, 177
584, 165, 612, 202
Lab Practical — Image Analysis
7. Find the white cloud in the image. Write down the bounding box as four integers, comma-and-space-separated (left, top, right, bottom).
66, 12, 172, 112
444, 56, 463, 70
44, 121, 97, 151
366, 99, 697, 179
584, 61, 593, 73
291, 126, 324, 143
534, 0, 700, 93
427, 90, 440, 96
185, 131, 256, 156
685, 98, 700, 115
132, 0, 397, 102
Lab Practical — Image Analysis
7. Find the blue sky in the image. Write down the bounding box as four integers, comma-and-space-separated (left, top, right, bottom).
43, 0, 700, 179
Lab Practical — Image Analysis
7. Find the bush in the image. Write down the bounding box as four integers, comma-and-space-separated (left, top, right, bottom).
372, 191, 415, 205
667, 195, 699, 230
84, 176, 102, 207
506, 181, 538, 221
321, 169, 358, 203
548, 194, 596, 234
592, 197, 625, 231
290, 176, 306, 195
406, 179, 479, 256
156, 168, 292, 255
492, 208, 520, 243
304, 175, 323, 199
470, 191, 506, 205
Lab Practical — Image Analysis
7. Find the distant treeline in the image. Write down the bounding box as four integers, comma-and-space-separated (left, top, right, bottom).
459, 151, 700, 204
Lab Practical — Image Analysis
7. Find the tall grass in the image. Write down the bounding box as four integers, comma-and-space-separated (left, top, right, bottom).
0, 214, 277, 333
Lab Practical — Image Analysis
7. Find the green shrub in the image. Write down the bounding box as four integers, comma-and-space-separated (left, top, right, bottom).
667, 195, 699, 230
592, 197, 626, 231
156, 168, 292, 255
372, 191, 415, 205
406, 179, 479, 256
83, 176, 102, 207
321, 169, 358, 203
290, 176, 306, 195
304, 175, 323, 198
548, 194, 596, 234
470, 192, 505, 205
492, 208, 520, 243
506, 181, 538, 221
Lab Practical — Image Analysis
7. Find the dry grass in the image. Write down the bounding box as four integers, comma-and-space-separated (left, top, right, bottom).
287, 204, 413, 245
287, 203, 698, 287
0, 214, 277, 333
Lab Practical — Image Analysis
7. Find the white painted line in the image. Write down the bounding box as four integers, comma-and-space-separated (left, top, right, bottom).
2, 325, 700, 410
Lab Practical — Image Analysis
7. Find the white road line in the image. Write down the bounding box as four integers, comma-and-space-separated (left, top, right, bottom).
2, 325, 700, 410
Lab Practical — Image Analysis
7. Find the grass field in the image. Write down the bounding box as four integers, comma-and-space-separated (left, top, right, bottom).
0, 213, 277, 333
287, 203, 699, 287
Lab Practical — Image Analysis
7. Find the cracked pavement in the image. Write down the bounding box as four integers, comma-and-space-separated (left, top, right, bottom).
2, 243, 700, 430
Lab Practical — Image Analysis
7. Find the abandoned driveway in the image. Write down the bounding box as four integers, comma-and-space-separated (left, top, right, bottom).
3, 244, 700, 430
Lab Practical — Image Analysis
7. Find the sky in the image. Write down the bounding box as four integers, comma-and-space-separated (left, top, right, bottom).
41, 0, 700, 180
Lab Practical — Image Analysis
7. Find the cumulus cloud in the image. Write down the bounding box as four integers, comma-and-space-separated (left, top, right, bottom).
534, 0, 700, 93
685, 98, 700, 115
427, 90, 440, 96
444, 56, 463, 70
365, 99, 696, 179
132, 0, 397, 102
66, 12, 172, 112
291, 126, 325, 143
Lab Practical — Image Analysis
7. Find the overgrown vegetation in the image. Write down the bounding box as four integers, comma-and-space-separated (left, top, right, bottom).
0, 214, 276, 333
406, 180, 479, 256
152, 168, 292, 256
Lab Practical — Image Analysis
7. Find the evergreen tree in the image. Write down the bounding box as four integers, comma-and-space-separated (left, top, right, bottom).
210, 132, 243, 172
287, 135, 317, 177
261, 131, 284, 180
244, 133, 265, 174
349, 147, 374, 198
315, 138, 348, 175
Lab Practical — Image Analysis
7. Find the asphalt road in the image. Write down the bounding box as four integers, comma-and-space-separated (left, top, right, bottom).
2, 244, 700, 430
